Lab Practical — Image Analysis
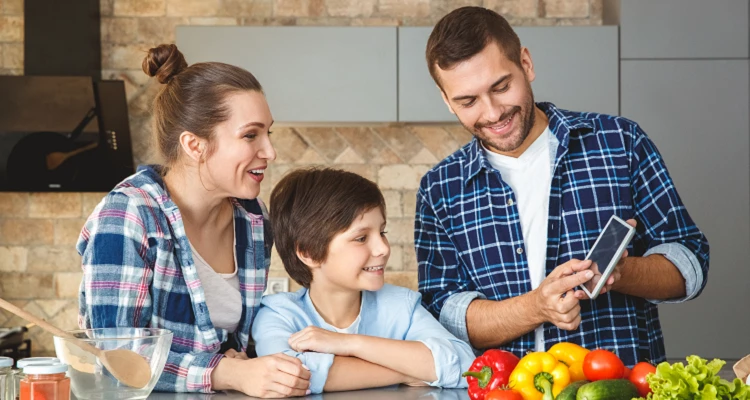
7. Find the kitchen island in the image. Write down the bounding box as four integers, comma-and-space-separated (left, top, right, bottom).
146, 386, 467, 399
70, 361, 742, 399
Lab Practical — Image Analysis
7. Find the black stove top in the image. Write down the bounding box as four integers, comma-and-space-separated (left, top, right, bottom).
0, 326, 32, 362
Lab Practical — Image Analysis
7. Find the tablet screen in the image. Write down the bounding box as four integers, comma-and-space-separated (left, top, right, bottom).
583, 219, 633, 294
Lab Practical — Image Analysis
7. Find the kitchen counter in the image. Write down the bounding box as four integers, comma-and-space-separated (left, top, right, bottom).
146, 386, 467, 400
71, 361, 742, 399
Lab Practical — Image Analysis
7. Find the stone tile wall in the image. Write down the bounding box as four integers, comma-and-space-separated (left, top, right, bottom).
0, 0, 602, 356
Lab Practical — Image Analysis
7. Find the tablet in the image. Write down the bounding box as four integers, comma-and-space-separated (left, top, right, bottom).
580, 215, 636, 300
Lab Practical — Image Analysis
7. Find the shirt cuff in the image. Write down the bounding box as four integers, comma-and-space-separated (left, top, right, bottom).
284, 350, 334, 394
644, 243, 703, 304
187, 352, 225, 393
417, 337, 471, 388
438, 291, 486, 345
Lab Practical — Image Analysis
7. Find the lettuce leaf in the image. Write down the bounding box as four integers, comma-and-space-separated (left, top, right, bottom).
634, 356, 750, 400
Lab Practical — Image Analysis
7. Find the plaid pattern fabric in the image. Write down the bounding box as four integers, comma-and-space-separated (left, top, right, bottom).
415, 102, 709, 366
77, 165, 271, 393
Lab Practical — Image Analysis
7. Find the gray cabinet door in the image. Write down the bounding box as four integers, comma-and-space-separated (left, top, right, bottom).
397, 27, 453, 122
398, 26, 619, 122
176, 26, 397, 123
621, 0, 749, 59
621, 59, 750, 359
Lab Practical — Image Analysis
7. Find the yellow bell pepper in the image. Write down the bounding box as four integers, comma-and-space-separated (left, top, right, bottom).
508, 352, 570, 400
547, 342, 590, 382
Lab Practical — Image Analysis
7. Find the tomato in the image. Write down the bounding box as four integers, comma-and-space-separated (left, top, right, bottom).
583, 349, 625, 381
629, 362, 656, 397
485, 388, 523, 400
623, 366, 632, 379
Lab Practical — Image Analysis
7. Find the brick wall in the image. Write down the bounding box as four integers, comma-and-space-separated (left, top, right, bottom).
0, 0, 603, 356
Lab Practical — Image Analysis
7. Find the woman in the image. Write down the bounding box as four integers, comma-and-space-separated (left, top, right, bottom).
77, 44, 311, 397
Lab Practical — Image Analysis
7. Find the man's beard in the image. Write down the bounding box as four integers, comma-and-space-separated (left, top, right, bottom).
462, 89, 536, 154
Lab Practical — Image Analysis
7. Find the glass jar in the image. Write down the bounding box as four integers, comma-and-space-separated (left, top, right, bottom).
19, 364, 69, 400
13, 359, 60, 400
0, 357, 13, 400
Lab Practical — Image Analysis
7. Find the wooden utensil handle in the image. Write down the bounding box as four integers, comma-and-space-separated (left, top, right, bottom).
0, 297, 103, 356
0, 298, 72, 338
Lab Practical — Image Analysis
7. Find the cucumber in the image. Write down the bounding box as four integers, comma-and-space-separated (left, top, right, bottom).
556, 380, 589, 400
576, 379, 639, 400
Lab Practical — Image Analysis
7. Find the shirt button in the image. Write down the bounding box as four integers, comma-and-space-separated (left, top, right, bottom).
517, 247, 524, 255
507, 198, 514, 206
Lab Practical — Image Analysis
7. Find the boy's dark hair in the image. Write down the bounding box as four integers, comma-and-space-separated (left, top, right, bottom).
269, 168, 386, 288
426, 6, 521, 88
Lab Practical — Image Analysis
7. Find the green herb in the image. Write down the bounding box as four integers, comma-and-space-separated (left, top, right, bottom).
634, 356, 750, 400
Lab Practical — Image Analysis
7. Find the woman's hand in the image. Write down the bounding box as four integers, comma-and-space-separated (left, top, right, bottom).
288, 326, 354, 356
212, 353, 311, 398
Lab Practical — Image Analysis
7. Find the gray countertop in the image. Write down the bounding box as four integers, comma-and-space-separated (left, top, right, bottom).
70, 360, 743, 399
146, 386, 467, 400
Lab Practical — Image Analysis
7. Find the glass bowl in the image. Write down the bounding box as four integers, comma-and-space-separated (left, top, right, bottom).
53, 328, 172, 400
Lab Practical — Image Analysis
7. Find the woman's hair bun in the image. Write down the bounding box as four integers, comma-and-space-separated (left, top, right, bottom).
142, 44, 188, 84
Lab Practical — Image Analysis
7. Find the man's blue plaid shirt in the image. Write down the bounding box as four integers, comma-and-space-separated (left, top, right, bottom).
415, 102, 709, 366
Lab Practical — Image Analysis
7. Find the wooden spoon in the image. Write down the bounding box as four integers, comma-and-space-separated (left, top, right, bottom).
0, 298, 151, 388
46, 141, 98, 171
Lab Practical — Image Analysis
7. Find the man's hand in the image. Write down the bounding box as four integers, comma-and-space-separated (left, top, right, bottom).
533, 259, 594, 330
288, 326, 354, 356
575, 219, 638, 299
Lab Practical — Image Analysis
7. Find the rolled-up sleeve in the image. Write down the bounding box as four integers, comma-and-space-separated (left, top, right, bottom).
252, 306, 333, 394
404, 291, 475, 388
644, 243, 703, 304
438, 291, 486, 344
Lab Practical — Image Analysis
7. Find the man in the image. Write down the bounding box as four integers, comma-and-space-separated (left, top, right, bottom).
415, 6, 708, 365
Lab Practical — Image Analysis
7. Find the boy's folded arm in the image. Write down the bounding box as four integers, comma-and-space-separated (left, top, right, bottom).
346, 335, 438, 383
253, 305, 412, 393
402, 291, 476, 389
323, 356, 410, 392
253, 307, 334, 394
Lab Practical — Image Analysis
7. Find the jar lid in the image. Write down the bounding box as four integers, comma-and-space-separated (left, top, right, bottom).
0, 357, 12, 367
23, 363, 68, 374
17, 357, 60, 369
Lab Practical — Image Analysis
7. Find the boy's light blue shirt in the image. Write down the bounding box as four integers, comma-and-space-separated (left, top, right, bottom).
252, 284, 475, 394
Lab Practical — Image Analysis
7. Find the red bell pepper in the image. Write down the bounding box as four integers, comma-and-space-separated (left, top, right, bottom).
462, 349, 520, 400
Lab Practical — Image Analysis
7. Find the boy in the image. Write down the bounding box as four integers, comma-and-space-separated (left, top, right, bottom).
252, 168, 474, 395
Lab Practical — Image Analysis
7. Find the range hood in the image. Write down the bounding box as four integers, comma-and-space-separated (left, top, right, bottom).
0, 0, 134, 192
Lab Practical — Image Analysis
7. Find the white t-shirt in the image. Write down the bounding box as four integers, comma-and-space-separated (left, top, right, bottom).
330, 315, 362, 334
190, 220, 242, 333
482, 127, 553, 352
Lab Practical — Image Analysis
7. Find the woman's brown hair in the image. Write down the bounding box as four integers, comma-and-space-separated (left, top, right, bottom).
142, 44, 264, 164
270, 168, 386, 288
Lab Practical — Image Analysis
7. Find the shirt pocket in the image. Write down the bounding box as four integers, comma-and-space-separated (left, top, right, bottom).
562, 182, 636, 246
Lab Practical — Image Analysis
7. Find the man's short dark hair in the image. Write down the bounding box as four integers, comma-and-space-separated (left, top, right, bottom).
426, 6, 522, 88
269, 168, 386, 288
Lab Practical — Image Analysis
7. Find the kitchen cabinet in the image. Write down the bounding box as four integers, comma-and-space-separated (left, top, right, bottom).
178, 26, 617, 123
621, 0, 749, 59
398, 26, 619, 122
176, 26, 398, 123
621, 59, 750, 359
